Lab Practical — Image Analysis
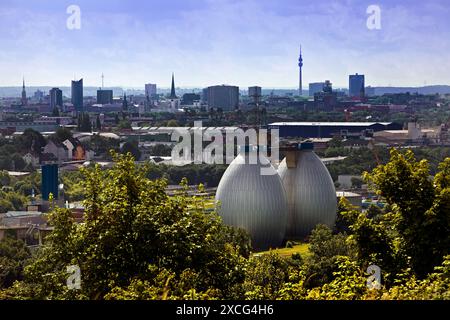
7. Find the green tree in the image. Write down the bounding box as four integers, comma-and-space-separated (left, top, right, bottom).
0, 171, 11, 187
303, 225, 356, 289
96, 115, 102, 131
7, 153, 249, 299
243, 252, 291, 300
118, 119, 131, 130
53, 127, 73, 143
78, 113, 92, 132
15, 129, 46, 154
166, 119, 179, 127
363, 149, 450, 278
121, 141, 141, 160
0, 238, 31, 289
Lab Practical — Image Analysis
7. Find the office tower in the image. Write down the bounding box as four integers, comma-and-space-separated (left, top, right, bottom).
145, 83, 157, 98
309, 82, 325, 96
71, 78, 83, 112
97, 89, 113, 104
205, 85, 239, 111
21, 78, 27, 106
49, 88, 63, 110
349, 73, 365, 97
298, 45, 303, 96
248, 86, 262, 105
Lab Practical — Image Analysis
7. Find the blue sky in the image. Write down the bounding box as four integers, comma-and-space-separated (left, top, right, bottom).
1, 0, 450, 88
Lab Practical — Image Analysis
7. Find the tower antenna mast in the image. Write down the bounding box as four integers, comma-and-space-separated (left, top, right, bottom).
298, 44, 303, 96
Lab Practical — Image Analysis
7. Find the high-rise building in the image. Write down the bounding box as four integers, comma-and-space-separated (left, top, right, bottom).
49, 88, 63, 110
298, 45, 303, 96
97, 89, 113, 104
205, 85, 239, 111
71, 78, 83, 112
309, 82, 325, 96
349, 73, 365, 97
145, 83, 157, 98
248, 86, 262, 105
21, 78, 27, 106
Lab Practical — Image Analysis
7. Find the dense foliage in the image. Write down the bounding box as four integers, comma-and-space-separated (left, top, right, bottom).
0, 149, 449, 300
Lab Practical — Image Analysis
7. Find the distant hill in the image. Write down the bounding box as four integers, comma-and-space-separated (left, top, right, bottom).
371, 85, 450, 95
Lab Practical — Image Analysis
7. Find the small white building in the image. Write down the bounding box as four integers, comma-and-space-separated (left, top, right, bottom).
43, 140, 68, 163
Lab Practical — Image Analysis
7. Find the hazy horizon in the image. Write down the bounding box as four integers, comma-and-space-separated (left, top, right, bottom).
1, 0, 450, 88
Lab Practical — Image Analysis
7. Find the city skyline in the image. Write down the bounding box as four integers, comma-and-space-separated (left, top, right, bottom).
1, 0, 450, 88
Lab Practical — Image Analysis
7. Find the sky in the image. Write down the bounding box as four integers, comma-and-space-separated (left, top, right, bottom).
1, 0, 450, 88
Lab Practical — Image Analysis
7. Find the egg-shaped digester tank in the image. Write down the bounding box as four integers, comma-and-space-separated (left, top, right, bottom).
278, 142, 337, 239
215, 146, 288, 250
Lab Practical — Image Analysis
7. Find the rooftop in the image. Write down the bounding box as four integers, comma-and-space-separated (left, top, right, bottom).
269, 122, 394, 127
4, 211, 43, 218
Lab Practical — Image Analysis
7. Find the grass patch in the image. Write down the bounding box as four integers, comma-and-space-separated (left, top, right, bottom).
255, 243, 310, 258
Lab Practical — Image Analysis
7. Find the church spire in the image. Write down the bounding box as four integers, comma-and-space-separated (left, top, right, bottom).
169, 73, 177, 99
122, 92, 128, 111
21, 77, 27, 106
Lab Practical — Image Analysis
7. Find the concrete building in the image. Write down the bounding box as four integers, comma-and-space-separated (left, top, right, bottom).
349, 73, 365, 97
309, 82, 325, 96
248, 86, 262, 105
204, 85, 239, 111
97, 89, 113, 104
314, 81, 337, 110
181, 93, 201, 106
49, 88, 63, 110
145, 83, 157, 98
337, 175, 362, 189
268, 121, 403, 139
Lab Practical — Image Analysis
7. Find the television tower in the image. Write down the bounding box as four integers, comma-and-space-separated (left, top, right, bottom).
298, 45, 303, 96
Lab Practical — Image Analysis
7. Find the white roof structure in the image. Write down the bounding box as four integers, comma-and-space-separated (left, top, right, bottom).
269, 122, 393, 126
